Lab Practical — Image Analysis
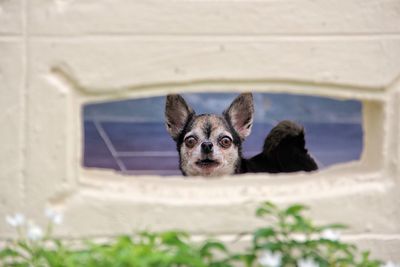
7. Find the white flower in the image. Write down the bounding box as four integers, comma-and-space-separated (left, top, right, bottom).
45, 208, 63, 225
292, 233, 307, 242
382, 261, 400, 267
298, 258, 319, 267
258, 251, 282, 267
321, 228, 341, 241
27, 223, 44, 241
5, 213, 25, 227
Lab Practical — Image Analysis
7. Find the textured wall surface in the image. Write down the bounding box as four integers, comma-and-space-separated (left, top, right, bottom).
0, 0, 400, 260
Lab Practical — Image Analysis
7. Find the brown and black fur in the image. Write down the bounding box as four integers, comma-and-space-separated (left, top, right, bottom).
165, 93, 318, 177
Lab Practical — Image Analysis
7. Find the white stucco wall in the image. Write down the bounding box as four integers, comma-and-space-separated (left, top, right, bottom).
1, 0, 400, 260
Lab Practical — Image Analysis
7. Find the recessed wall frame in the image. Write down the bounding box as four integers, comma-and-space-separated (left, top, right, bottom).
46, 65, 395, 209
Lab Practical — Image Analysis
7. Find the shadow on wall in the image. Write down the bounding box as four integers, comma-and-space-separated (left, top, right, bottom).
83, 93, 363, 176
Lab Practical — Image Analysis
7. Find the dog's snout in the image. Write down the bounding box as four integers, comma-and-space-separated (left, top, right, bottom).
201, 141, 213, 154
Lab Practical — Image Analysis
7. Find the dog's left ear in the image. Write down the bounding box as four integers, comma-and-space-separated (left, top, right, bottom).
223, 93, 254, 140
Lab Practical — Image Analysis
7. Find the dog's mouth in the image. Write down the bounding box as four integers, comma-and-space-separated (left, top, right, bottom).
195, 158, 220, 168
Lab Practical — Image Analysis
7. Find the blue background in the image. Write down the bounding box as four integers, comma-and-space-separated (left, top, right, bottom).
83, 93, 363, 175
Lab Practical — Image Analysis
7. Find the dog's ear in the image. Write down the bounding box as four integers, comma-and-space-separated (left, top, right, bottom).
223, 93, 254, 140
165, 94, 195, 141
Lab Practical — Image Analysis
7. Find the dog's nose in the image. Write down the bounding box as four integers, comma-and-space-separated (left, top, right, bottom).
201, 142, 213, 154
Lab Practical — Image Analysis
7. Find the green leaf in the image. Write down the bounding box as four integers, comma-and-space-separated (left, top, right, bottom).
288, 214, 315, 233
255, 201, 278, 217
253, 227, 276, 247
284, 204, 308, 216
200, 240, 227, 256
160, 230, 189, 246
230, 253, 256, 267
0, 248, 20, 259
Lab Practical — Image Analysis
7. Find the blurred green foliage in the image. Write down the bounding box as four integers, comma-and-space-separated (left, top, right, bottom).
1, 202, 382, 267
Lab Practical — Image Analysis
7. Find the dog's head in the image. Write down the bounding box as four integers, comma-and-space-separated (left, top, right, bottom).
165, 93, 254, 177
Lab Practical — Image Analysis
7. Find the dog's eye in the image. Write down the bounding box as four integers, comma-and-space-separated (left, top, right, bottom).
184, 136, 198, 148
219, 136, 232, 148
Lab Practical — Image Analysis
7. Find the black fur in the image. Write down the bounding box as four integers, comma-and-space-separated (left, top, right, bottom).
203, 121, 212, 139
175, 113, 196, 176
240, 120, 318, 173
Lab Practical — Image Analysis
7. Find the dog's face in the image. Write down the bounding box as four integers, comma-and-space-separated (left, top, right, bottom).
165, 93, 254, 177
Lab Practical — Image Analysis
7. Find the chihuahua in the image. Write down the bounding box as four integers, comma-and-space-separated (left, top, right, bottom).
165, 93, 318, 177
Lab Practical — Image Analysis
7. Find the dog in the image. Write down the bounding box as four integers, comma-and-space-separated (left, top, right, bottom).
165, 93, 318, 177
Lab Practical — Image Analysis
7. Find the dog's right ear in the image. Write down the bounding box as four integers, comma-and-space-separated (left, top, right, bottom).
165, 94, 195, 141
223, 93, 254, 140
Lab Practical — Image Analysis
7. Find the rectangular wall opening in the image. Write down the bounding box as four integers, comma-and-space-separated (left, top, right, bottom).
82, 93, 363, 176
